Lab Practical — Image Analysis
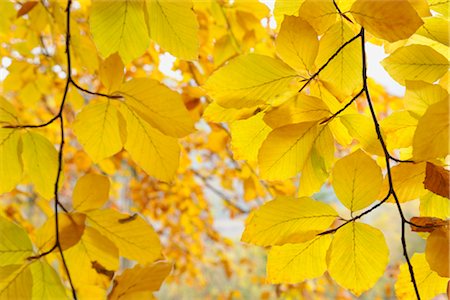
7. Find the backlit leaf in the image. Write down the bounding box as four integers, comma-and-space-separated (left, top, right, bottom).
332, 150, 383, 212
90, 0, 150, 63
21, 132, 59, 199
99, 53, 124, 92
120, 104, 180, 182
267, 235, 332, 283
327, 222, 389, 296
413, 99, 449, 161
381, 45, 449, 85
146, 0, 199, 60
0, 217, 33, 266
230, 114, 271, 163
204, 54, 300, 108
119, 78, 195, 138
404, 80, 448, 118
426, 227, 450, 277
395, 253, 448, 300
73, 100, 124, 162
241, 196, 338, 247
276, 16, 318, 73
73, 173, 110, 212
108, 261, 172, 300
424, 162, 450, 199
0, 128, 21, 194
0, 264, 32, 300
30, 260, 68, 299
87, 209, 162, 264
351, 0, 423, 42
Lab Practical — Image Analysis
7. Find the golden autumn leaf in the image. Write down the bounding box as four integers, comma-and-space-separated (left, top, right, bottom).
426, 227, 450, 277
0, 217, 33, 266
30, 260, 68, 299
327, 222, 389, 296
72, 173, 110, 212
120, 104, 180, 182
241, 196, 338, 247
108, 261, 172, 300
413, 99, 450, 161
86, 209, 162, 264
119, 78, 195, 138
0, 264, 32, 300
267, 235, 332, 284
381, 45, 449, 85
73, 100, 124, 162
351, 0, 423, 42
276, 15, 318, 73
146, 0, 199, 60
90, 0, 150, 63
204, 54, 300, 108
395, 253, 448, 300
332, 150, 383, 212
21, 132, 59, 199
230, 113, 271, 163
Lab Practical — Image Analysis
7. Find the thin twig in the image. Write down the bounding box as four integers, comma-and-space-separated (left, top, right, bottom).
320, 88, 364, 124
70, 79, 123, 99
360, 28, 420, 300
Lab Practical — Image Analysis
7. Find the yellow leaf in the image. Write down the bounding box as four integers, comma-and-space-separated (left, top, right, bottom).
21, 132, 59, 199
230, 113, 271, 162
120, 104, 180, 182
416, 17, 449, 46
0, 128, 21, 194
327, 222, 389, 296
428, 0, 449, 17
64, 227, 119, 288
35, 213, 86, 252
381, 111, 417, 149
0, 97, 17, 125
146, 0, 199, 60
298, 125, 335, 196
108, 261, 172, 300
241, 196, 338, 247
90, 0, 150, 63
340, 114, 384, 156
203, 102, 256, 123
298, 0, 337, 35
404, 80, 448, 118
382, 162, 426, 203
259, 122, 327, 180
316, 22, 362, 100
87, 209, 162, 264
73, 173, 110, 212
381, 45, 449, 85
276, 16, 318, 72
420, 191, 450, 219
73, 100, 124, 162
351, 0, 423, 42
395, 253, 448, 300
99, 53, 124, 92
30, 260, 68, 299
426, 227, 450, 277
0, 217, 33, 266
0, 264, 32, 300
273, 0, 304, 26
204, 54, 300, 108
263, 94, 330, 128
119, 78, 195, 138
413, 99, 450, 161
267, 235, 332, 284
332, 150, 383, 212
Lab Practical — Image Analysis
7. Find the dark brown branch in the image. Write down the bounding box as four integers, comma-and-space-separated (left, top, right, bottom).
70, 79, 123, 99
320, 88, 364, 124
318, 192, 391, 236
360, 28, 420, 300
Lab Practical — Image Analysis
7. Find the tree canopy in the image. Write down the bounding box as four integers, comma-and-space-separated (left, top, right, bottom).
0, 0, 449, 299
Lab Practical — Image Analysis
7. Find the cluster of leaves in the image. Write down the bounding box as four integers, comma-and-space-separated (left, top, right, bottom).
0, 0, 449, 299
